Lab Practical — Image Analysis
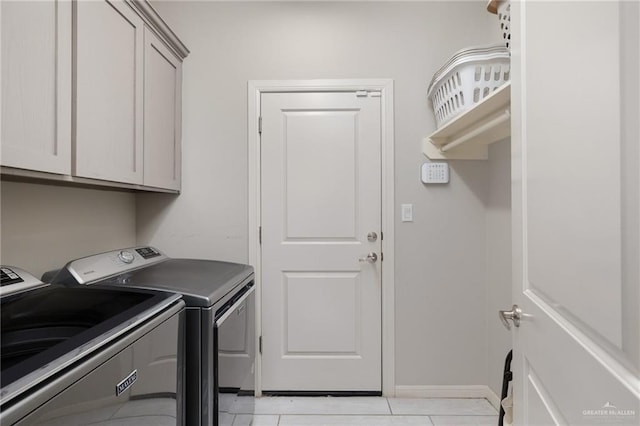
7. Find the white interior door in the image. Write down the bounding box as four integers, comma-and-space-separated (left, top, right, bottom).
260, 91, 382, 392
511, 1, 640, 424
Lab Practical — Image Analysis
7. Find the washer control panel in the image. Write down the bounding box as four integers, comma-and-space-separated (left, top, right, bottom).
64, 247, 169, 285
1, 267, 24, 286
0, 266, 48, 297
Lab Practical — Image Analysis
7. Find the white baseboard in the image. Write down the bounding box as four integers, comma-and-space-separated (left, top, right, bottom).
395, 385, 502, 411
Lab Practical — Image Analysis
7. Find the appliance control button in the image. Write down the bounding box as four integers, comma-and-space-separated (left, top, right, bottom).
118, 250, 135, 264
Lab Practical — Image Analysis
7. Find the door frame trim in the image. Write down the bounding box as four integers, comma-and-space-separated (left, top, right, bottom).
248, 79, 395, 396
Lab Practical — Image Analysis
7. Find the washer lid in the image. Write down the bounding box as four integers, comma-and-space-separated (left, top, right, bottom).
1, 285, 181, 405
94, 259, 254, 308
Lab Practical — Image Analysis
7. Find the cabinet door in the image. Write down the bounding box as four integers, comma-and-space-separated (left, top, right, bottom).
75, 0, 144, 184
1, 0, 72, 174
143, 27, 182, 190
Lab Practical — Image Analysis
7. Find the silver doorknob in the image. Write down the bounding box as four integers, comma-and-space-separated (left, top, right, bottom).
367, 232, 378, 242
359, 252, 378, 263
499, 305, 522, 330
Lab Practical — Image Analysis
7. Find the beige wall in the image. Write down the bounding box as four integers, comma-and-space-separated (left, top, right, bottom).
1, 181, 136, 277
486, 139, 512, 397
0, 0, 513, 393
139, 1, 507, 389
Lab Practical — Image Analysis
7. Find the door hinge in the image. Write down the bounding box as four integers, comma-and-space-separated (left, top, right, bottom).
258, 116, 262, 134
259, 226, 262, 244
380, 231, 384, 240
259, 336, 263, 354
381, 252, 384, 261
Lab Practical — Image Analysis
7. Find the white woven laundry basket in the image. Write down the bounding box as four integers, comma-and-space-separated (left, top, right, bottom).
498, 1, 511, 50
487, 0, 511, 51
427, 44, 510, 128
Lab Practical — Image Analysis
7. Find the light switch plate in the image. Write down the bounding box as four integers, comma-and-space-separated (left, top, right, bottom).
401, 204, 413, 222
421, 162, 449, 184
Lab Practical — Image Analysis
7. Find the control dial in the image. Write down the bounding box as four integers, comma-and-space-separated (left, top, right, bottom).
118, 250, 135, 264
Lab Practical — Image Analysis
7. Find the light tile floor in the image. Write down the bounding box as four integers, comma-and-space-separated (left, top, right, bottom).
227, 396, 499, 426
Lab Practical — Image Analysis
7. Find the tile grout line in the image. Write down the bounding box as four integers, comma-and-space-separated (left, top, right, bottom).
385, 397, 393, 415
250, 397, 500, 423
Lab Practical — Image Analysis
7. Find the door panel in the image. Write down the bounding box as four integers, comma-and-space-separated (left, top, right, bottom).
525, 368, 564, 425
524, 0, 622, 348
512, 1, 640, 424
261, 91, 381, 391
284, 272, 360, 355
284, 111, 358, 240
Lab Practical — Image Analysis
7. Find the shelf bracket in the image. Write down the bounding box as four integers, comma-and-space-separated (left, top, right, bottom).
439, 109, 511, 153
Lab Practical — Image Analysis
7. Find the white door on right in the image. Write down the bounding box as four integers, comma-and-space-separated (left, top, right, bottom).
511, 1, 639, 424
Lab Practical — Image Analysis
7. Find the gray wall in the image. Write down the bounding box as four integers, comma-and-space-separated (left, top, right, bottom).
486, 140, 512, 397
1, 181, 136, 277
138, 1, 508, 389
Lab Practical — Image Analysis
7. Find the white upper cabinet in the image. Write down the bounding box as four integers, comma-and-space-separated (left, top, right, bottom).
1, 0, 72, 175
143, 27, 182, 190
1, 0, 188, 192
75, 0, 145, 184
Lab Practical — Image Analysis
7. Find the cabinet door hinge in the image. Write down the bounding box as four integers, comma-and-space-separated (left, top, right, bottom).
258, 116, 262, 134
259, 336, 263, 354
259, 226, 262, 244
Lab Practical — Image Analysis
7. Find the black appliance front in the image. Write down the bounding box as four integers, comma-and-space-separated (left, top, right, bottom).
186, 279, 256, 426
214, 281, 256, 426
0, 285, 185, 425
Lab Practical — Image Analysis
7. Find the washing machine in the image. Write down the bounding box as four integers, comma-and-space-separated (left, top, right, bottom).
1, 265, 185, 425
50, 247, 256, 426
